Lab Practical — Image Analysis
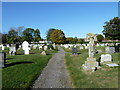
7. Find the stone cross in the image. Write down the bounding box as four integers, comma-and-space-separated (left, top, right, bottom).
85, 33, 97, 58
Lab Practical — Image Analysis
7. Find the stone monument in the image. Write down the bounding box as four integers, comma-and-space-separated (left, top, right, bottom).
0, 52, 6, 68
9, 44, 16, 55
41, 51, 46, 55
22, 41, 30, 55
82, 33, 99, 72
100, 54, 112, 63
72, 48, 77, 55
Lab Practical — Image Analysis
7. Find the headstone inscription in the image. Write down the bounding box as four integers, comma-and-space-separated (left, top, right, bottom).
22, 41, 30, 55
0, 52, 6, 68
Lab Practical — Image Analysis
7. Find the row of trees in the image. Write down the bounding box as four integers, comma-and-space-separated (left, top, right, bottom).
46, 17, 120, 44
1, 27, 42, 44
1, 17, 120, 44
46, 28, 104, 44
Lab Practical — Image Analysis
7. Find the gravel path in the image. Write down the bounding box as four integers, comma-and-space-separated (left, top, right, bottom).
32, 47, 72, 88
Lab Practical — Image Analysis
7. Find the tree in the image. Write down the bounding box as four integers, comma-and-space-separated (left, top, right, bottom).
33, 29, 41, 42
46, 28, 56, 41
6, 28, 18, 44
96, 34, 104, 42
77, 38, 84, 44
102, 17, 120, 40
50, 29, 66, 44
16, 26, 24, 37
66, 37, 73, 44
0, 33, 7, 44
73, 37, 78, 44
22, 28, 34, 42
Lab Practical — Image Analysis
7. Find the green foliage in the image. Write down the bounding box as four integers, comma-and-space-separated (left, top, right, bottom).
22, 28, 34, 42
33, 29, 41, 42
66, 37, 74, 44
102, 17, 120, 40
0, 33, 7, 44
50, 29, 66, 44
96, 34, 104, 42
77, 39, 84, 44
46, 28, 56, 41
66, 37, 84, 44
6, 29, 18, 44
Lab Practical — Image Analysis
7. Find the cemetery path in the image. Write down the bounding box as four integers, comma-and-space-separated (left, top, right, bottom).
32, 47, 73, 88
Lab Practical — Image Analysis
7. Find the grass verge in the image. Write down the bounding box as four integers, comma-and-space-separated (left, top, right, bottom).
2, 53, 53, 88
65, 49, 119, 88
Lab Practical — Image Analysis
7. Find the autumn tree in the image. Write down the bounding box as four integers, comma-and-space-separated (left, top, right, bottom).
97, 34, 104, 42
102, 17, 120, 40
46, 28, 56, 41
50, 29, 66, 44
66, 37, 73, 44
77, 38, 84, 44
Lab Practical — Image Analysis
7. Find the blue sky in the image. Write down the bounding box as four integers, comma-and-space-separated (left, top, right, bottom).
2, 2, 118, 38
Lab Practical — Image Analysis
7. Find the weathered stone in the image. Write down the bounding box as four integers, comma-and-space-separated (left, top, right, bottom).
41, 51, 46, 55
72, 48, 77, 55
80, 46, 84, 49
9, 45, 16, 55
82, 61, 98, 71
100, 54, 112, 63
82, 33, 99, 72
0, 52, 6, 68
105, 47, 115, 53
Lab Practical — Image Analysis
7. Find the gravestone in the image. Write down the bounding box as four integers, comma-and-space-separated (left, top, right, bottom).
72, 48, 77, 55
114, 46, 119, 52
52, 43, 56, 49
82, 33, 99, 72
97, 50, 102, 53
100, 54, 112, 63
41, 51, 46, 55
80, 46, 84, 49
2, 45, 5, 50
9, 44, 16, 55
44, 46, 47, 50
39, 46, 42, 50
22, 41, 30, 55
105, 47, 115, 53
0, 52, 6, 68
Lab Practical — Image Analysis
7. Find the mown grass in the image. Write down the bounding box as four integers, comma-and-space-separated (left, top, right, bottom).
2, 49, 58, 89
65, 48, 119, 88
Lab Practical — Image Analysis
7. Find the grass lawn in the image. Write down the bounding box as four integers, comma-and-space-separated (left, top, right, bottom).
64, 47, 119, 88
2, 49, 58, 88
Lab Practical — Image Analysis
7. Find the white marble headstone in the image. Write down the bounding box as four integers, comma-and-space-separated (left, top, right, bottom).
22, 41, 30, 55
101, 54, 112, 63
